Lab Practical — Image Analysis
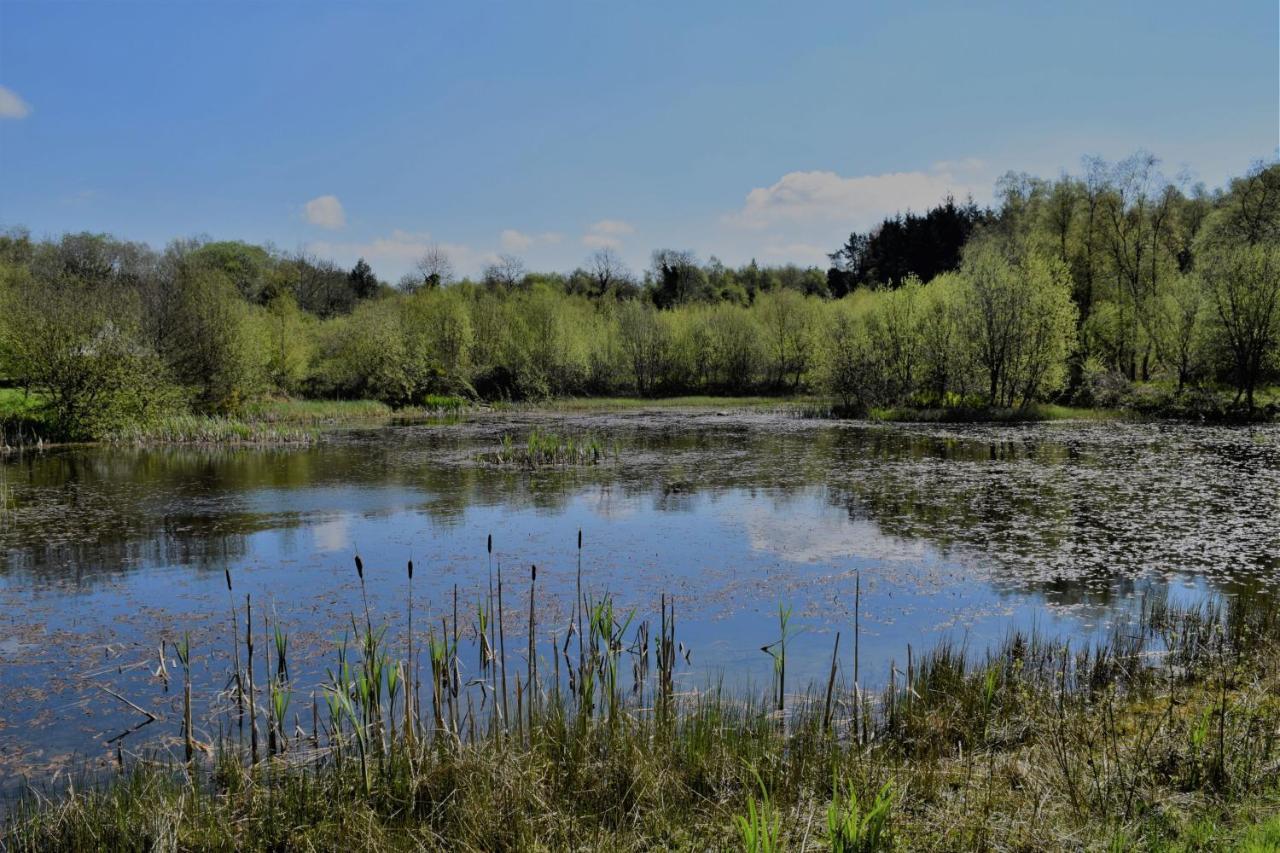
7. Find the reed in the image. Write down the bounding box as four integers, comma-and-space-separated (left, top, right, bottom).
6, 553, 1280, 852
244, 593, 258, 765
496, 553, 510, 734
103, 414, 317, 446
174, 633, 193, 766
480, 428, 615, 467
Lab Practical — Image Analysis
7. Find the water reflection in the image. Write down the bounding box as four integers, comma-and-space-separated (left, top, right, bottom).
1, 412, 1278, 780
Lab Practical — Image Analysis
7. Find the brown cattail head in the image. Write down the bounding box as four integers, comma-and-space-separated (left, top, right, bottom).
577, 529, 582, 550
531, 564, 537, 582
224, 568, 232, 592
407, 559, 414, 580
355, 554, 364, 581
487, 534, 492, 555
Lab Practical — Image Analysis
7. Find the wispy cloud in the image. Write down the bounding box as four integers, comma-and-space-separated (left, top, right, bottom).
716, 161, 991, 268
307, 229, 496, 279
756, 241, 833, 266
303, 195, 346, 230
588, 219, 635, 236
0, 85, 31, 119
500, 229, 562, 252
581, 219, 636, 250
728, 165, 985, 231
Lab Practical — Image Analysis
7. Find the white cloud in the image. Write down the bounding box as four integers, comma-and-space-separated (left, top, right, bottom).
501, 229, 534, 251
584, 234, 623, 250
581, 219, 636, 249
588, 219, 635, 236
931, 157, 986, 174
728, 165, 986, 231
500, 229, 562, 251
757, 241, 833, 266
0, 85, 31, 119
303, 195, 346, 230
307, 229, 496, 279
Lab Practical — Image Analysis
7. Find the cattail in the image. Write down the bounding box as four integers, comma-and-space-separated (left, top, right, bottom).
225, 568, 233, 592
577, 529, 582, 550
487, 534, 492, 555
528, 564, 538, 730
354, 554, 364, 581
407, 559, 414, 580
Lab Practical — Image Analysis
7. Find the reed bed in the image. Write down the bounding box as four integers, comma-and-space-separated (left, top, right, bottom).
3, 547, 1279, 851
242, 395, 469, 424
480, 428, 616, 467
103, 414, 319, 446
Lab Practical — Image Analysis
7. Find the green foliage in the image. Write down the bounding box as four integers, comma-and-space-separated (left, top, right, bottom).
826, 779, 894, 853
0, 262, 182, 439
5, 583, 1279, 851
2, 158, 1278, 437
735, 770, 783, 853
480, 428, 611, 467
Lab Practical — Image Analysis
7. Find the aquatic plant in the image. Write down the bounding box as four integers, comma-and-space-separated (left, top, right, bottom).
479, 427, 616, 467
4, 548, 1280, 851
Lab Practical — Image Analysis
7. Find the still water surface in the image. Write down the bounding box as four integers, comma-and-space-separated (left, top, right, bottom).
2, 410, 1278, 781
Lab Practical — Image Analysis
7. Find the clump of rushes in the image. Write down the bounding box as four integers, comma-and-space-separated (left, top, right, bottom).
175, 632, 193, 766
103, 414, 317, 445
6, 566, 1280, 851
480, 428, 615, 467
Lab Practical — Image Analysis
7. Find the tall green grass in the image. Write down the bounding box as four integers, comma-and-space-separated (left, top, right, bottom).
480, 428, 616, 467
243, 395, 468, 424
103, 414, 318, 445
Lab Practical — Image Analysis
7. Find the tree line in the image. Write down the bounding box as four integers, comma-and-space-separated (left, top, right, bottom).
0, 154, 1277, 438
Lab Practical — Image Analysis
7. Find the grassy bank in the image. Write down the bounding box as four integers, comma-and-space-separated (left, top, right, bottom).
242, 395, 468, 424
864, 402, 1128, 424
7, 384, 1279, 450
3, 556, 1278, 851
1, 395, 473, 448
508, 394, 820, 412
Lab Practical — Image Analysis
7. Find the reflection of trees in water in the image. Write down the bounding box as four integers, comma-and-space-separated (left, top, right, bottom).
2, 420, 1278, 608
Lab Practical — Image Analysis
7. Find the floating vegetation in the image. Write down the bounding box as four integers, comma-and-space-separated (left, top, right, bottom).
3, 535, 1280, 850
479, 427, 616, 467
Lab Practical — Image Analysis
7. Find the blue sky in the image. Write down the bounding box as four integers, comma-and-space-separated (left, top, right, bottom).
1, 1, 1276, 280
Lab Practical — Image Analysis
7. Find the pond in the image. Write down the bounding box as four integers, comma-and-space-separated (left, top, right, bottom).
2, 409, 1278, 785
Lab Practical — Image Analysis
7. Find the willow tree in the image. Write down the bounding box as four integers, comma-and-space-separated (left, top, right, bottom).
616, 300, 667, 396
1199, 243, 1280, 409
959, 240, 1077, 407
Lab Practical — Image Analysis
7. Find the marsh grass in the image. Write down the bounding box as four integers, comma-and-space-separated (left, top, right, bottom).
103, 414, 319, 445
8, 395, 472, 448
4, 557, 1279, 851
500, 395, 820, 413
480, 428, 616, 467
243, 396, 468, 424
863, 402, 1127, 423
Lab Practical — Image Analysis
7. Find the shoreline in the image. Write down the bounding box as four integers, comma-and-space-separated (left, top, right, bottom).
5, 394, 1278, 453
3, 588, 1277, 850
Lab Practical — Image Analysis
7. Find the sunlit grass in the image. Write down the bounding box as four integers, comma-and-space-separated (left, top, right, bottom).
243, 395, 468, 424
104, 414, 318, 445
865, 402, 1130, 423
479, 427, 615, 466
508, 394, 821, 412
